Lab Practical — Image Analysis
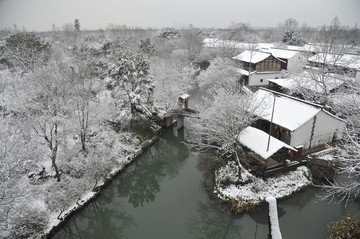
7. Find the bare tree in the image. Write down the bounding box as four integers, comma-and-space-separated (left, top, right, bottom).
151, 56, 195, 110
319, 85, 360, 205
188, 84, 263, 179
291, 17, 356, 106
30, 59, 74, 182
71, 60, 105, 152
0, 118, 40, 236
179, 27, 203, 64
196, 57, 239, 88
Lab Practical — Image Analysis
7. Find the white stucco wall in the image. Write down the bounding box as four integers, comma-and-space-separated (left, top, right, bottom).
290, 110, 345, 150
249, 72, 282, 86
290, 119, 313, 149
287, 54, 306, 73
311, 110, 345, 146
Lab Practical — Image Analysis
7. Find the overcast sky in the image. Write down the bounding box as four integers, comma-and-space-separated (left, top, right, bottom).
0, 0, 359, 31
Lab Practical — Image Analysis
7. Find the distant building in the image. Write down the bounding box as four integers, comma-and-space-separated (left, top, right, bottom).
308, 53, 360, 77
261, 48, 306, 73
232, 50, 284, 86
267, 75, 347, 95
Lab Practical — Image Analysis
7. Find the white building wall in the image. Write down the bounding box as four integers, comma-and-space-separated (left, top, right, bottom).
290, 119, 313, 149
287, 54, 307, 73
290, 111, 345, 150
249, 72, 282, 86
311, 110, 346, 146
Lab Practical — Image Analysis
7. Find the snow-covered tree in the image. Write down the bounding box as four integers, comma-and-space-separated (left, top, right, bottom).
68, 55, 108, 152
151, 56, 195, 110
74, 19, 80, 31
319, 85, 360, 204
60, 23, 80, 48
2, 32, 51, 72
282, 29, 302, 46
107, 51, 156, 118
179, 27, 203, 63
0, 116, 42, 237
138, 38, 155, 56
29, 58, 75, 182
188, 84, 263, 179
290, 17, 356, 107
196, 57, 239, 88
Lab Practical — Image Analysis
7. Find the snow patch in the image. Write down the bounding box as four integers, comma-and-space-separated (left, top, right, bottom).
216, 165, 311, 205
266, 196, 282, 239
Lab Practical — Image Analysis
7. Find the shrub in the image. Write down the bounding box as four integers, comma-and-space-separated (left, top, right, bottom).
328, 215, 360, 239
231, 196, 255, 214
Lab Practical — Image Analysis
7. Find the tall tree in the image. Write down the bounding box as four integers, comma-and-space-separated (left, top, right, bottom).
74, 18, 80, 31
196, 57, 239, 88
107, 51, 156, 117
179, 27, 203, 64
29, 59, 74, 182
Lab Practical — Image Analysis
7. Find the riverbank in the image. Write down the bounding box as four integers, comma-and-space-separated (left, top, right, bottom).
41, 130, 160, 238
43, 125, 162, 238
214, 160, 312, 213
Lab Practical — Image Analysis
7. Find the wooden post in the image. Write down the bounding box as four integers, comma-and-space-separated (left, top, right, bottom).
267, 96, 276, 152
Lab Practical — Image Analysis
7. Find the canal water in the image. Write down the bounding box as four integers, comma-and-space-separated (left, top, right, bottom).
50, 126, 360, 239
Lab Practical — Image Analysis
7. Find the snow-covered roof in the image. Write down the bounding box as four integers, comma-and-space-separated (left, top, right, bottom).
238, 126, 296, 159
236, 68, 255, 76
262, 48, 299, 59
275, 44, 318, 53
308, 53, 360, 70
203, 38, 259, 49
268, 78, 298, 89
253, 88, 322, 131
203, 38, 240, 48
179, 93, 190, 99
268, 75, 346, 93
233, 50, 272, 64
256, 43, 276, 50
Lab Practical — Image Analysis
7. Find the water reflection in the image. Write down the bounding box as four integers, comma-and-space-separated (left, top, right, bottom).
51, 128, 190, 238
115, 131, 189, 208
52, 197, 136, 239
186, 200, 243, 239
50, 126, 360, 239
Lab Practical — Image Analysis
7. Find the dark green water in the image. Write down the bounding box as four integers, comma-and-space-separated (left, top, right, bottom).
50, 127, 360, 239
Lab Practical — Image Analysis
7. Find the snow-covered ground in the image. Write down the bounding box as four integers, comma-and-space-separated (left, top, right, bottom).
215, 161, 311, 207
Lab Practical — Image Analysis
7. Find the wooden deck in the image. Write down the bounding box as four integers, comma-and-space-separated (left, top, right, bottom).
248, 152, 281, 168
247, 152, 300, 177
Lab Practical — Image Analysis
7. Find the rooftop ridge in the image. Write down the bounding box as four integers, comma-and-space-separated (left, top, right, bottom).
258, 87, 324, 109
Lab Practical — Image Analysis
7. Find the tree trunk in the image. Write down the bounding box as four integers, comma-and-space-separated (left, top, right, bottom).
51, 123, 61, 182
234, 150, 254, 181
51, 147, 61, 182
130, 103, 137, 115
80, 131, 86, 152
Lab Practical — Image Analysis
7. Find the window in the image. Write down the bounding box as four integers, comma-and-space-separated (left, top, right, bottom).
260, 79, 263, 82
